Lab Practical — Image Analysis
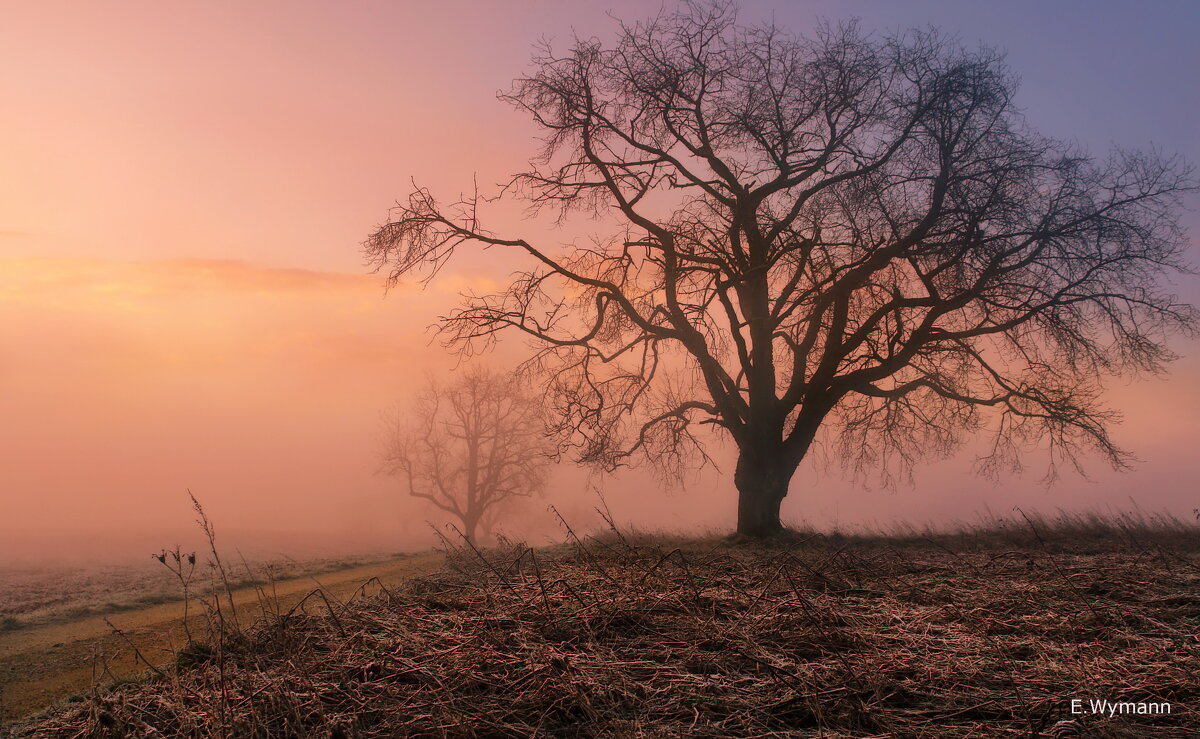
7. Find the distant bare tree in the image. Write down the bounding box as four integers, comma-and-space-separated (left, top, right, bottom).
365, 2, 1196, 536
383, 369, 550, 544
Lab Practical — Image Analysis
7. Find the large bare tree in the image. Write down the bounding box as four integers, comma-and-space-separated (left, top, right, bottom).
382, 369, 550, 544
366, 3, 1195, 536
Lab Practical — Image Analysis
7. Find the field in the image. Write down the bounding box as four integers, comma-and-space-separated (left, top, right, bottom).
0, 554, 397, 633
0, 553, 444, 725
4, 512, 1199, 738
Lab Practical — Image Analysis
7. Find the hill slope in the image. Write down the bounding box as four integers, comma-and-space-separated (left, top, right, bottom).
8, 526, 1200, 737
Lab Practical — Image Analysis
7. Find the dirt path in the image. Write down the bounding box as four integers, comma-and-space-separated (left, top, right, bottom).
0, 553, 443, 724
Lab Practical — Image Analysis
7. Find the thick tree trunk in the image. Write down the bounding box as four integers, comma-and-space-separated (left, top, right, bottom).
734, 452, 793, 537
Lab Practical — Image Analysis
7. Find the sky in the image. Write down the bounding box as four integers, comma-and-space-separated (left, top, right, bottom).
1, 1, 1198, 563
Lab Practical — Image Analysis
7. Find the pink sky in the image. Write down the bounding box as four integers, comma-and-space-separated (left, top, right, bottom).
1, 2, 1197, 562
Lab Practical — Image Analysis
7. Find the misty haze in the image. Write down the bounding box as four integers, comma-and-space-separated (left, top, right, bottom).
2, 1, 1198, 736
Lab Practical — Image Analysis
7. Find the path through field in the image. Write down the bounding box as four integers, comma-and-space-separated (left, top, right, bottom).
0, 553, 443, 723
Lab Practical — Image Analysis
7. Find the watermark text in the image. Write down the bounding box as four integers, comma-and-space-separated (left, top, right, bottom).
1071, 699, 1171, 717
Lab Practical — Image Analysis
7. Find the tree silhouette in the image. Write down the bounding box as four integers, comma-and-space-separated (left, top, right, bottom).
382, 369, 550, 544
366, 3, 1195, 536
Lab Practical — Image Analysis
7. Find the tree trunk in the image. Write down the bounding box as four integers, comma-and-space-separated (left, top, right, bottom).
462, 513, 480, 546
734, 452, 793, 537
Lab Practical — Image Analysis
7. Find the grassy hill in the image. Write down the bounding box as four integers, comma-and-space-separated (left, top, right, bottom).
7, 513, 1200, 737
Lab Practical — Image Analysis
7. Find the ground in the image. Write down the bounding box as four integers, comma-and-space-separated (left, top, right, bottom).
3, 517, 1199, 737
0, 554, 443, 725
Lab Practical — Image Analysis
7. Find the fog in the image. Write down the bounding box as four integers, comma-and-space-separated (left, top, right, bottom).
1, 257, 1195, 566
2, 1, 1198, 566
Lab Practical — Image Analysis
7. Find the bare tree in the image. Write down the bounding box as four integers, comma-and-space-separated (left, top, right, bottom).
382, 369, 551, 544
365, 3, 1196, 536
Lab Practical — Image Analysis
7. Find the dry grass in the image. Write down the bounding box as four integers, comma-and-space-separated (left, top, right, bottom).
0, 554, 390, 634
0, 553, 444, 727
7, 513, 1200, 738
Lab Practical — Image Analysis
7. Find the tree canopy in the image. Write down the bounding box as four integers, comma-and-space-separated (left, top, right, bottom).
382, 369, 550, 543
366, 2, 1195, 535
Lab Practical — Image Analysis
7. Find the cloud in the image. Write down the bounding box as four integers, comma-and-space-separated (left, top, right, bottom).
0, 256, 376, 298
0, 257, 456, 386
